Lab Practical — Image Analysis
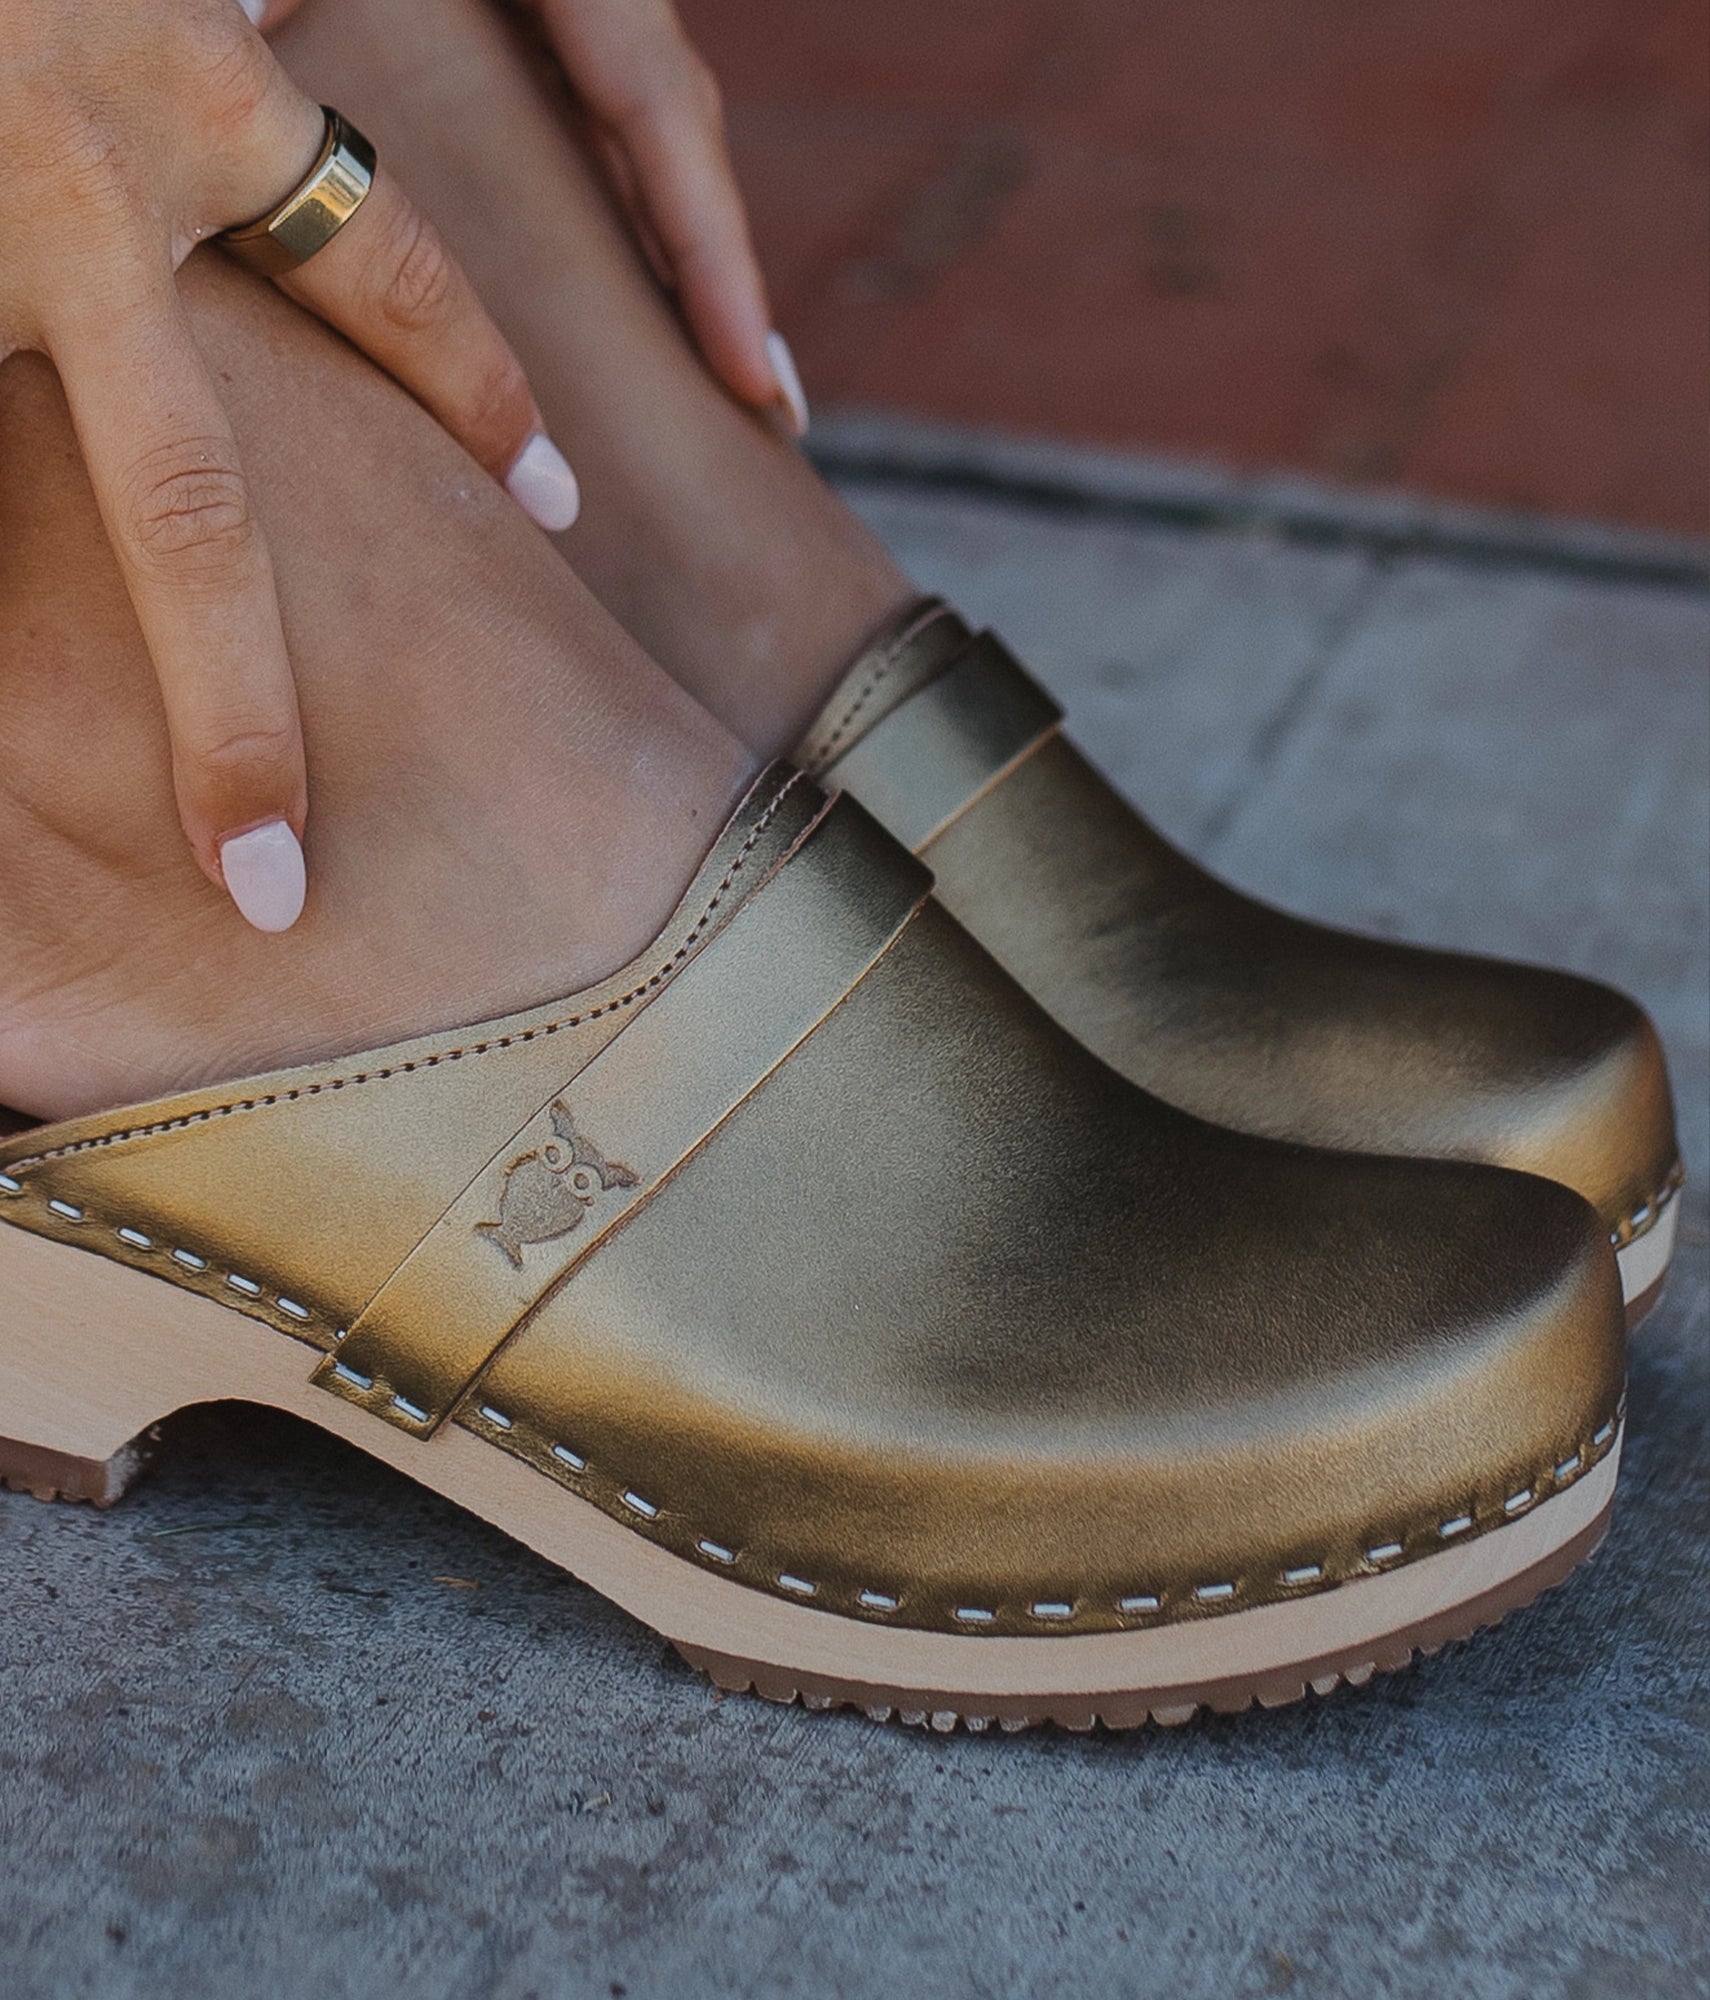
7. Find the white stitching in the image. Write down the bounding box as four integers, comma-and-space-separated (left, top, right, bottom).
0, 1164, 1629, 1632
799, 600, 956, 770
1613, 1167, 1686, 1247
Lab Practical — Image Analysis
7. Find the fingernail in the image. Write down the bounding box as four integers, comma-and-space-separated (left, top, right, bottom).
506, 433, 582, 532
766, 330, 809, 437
235, 0, 268, 25
220, 820, 306, 934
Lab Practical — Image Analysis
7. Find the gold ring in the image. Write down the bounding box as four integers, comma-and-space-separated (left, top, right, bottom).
220, 108, 376, 278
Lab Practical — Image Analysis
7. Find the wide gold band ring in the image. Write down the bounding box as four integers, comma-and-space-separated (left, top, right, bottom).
220, 108, 377, 278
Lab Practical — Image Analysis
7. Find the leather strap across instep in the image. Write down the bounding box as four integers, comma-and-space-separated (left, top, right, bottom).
795, 598, 973, 774
816, 630, 1064, 852
311, 793, 931, 1437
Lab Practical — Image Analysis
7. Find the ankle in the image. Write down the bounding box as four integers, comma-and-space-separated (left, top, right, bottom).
600, 522, 917, 758
0, 687, 752, 1124
0, 359, 754, 1124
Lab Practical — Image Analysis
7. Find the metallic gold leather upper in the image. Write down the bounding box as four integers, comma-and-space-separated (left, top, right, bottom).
801, 602, 1681, 1241
0, 763, 1626, 1637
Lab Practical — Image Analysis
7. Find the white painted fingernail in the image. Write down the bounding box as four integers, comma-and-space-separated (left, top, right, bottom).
220, 820, 306, 934
235, 0, 267, 25
506, 433, 581, 532
766, 330, 809, 437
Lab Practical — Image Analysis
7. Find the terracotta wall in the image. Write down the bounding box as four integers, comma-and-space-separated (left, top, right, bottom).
683, 0, 1709, 535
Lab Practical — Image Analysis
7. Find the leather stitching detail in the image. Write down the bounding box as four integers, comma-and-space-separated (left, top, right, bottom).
0, 1180, 337, 1352
0, 1164, 1633, 1635
799, 603, 959, 773
444, 1382, 1627, 1638
5, 1093, 1674, 1410
1608, 1163, 1686, 1248
2, 770, 807, 1174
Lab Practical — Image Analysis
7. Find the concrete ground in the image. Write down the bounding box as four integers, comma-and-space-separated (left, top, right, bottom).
1, 429, 1705, 2000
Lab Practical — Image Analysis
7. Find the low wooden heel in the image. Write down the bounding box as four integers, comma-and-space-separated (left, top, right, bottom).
0, 1425, 162, 1507
0, 1222, 188, 1508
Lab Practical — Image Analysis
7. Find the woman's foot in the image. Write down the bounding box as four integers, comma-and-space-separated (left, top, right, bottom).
0, 253, 752, 1123
0, 761, 1628, 1729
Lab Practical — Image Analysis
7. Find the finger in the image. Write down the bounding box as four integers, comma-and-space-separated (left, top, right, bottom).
619, 91, 785, 418
231, 0, 309, 31
276, 164, 581, 530
588, 121, 674, 292
195, 34, 576, 529
539, 0, 805, 431
49, 282, 309, 931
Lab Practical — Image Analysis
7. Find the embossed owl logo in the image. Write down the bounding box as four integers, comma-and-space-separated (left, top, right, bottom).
475, 1101, 639, 1269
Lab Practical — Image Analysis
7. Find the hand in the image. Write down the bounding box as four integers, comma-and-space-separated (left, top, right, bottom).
0, 0, 580, 930
524, 0, 806, 435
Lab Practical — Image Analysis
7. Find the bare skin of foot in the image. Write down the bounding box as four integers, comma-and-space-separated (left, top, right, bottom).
0, 254, 753, 1125
274, 0, 914, 759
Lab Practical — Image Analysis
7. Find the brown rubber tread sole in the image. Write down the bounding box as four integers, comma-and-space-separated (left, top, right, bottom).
2, 1418, 1613, 1736
0, 1199, 1622, 1743
675, 1508, 1611, 1734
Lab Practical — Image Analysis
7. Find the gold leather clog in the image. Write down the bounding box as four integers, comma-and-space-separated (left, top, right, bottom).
0, 768, 1626, 1730
798, 601, 1682, 1327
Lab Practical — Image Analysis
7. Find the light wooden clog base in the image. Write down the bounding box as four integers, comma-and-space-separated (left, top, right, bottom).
0, 1220, 1619, 1733
1618, 1195, 1678, 1329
